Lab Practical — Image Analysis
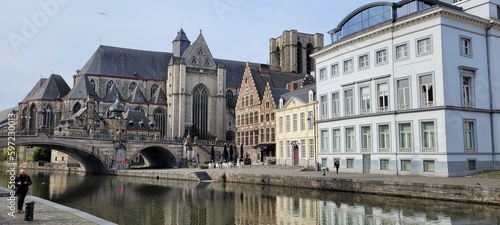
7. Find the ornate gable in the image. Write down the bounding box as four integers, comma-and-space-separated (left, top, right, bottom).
181, 32, 216, 70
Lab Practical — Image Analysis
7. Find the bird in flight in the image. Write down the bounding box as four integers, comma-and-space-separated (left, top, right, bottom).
96, 12, 109, 17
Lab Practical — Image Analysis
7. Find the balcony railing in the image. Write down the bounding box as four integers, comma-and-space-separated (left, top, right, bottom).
420, 101, 434, 108
398, 147, 412, 153
421, 147, 436, 152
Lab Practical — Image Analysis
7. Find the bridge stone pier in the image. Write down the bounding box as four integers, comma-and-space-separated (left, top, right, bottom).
0, 134, 185, 174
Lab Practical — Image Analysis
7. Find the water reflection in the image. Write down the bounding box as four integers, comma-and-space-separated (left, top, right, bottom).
1, 170, 499, 225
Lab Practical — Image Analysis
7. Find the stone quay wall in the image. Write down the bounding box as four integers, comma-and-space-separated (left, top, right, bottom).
116, 169, 500, 205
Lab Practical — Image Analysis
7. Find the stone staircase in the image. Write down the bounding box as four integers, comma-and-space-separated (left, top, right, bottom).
194, 171, 212, 182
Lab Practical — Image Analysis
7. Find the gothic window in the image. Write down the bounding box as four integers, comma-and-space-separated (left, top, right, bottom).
193, 85, 208, 137
90, 79, 96, 91
197, 48, 205, 55
42, 105, 53, 128
29, 104, 37, 131
297, 42, 303, 73
151, 83, 159, 97
154, 108, 166, 137
306, 43, 313, 74
133, 106, 145, 114
190, 57, 198, 64
129, 82, 137, 96
73, 102, 81, 114
204, 59, 211, 66
226, 131, 234, 142
106, 80, 114, 94
226, 90, 234, 107
276, 46, 281, 67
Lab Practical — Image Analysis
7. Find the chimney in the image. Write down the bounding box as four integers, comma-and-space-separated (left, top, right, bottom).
259, 64, 270, 74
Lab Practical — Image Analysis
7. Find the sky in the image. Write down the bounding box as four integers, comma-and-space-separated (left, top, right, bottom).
0, 0, 380, 110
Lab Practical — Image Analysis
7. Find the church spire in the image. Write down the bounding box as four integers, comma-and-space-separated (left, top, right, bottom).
172, 28, 190, 57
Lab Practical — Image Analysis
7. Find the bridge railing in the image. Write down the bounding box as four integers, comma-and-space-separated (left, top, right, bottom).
0, 130, 234, 146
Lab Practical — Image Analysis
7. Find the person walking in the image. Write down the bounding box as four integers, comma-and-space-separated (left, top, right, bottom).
15, 169, 32, 213
334, 159, 340, 174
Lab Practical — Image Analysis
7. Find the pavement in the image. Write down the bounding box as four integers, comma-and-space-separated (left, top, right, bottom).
0, 187, 116, 225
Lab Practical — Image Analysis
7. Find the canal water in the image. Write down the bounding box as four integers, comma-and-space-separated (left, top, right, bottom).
1, 170, 499, 225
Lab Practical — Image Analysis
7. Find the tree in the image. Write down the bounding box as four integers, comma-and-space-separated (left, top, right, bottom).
33, 147, 51, 162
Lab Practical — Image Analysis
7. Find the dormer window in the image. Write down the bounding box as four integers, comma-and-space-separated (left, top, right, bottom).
308, 90, 314, 102
190, 57, 198, 64
197, 48, 205, 55
279, 98, 284, 109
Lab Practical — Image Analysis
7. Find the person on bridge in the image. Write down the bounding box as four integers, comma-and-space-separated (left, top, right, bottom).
15, 169, 32, 213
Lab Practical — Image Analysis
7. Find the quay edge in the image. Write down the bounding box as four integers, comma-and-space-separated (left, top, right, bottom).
116, 169, 500, 205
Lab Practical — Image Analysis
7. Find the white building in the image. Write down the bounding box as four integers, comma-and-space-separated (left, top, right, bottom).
312, 0, 500, 177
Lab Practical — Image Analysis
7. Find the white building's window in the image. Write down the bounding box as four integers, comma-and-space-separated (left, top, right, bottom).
378, 124, 390, 152
292, 114, 298, 132
279, 116, 283, 133
358, 54, 369, 69
375, 48, 387, 65
345, 127, 355, 152
320, 129, 329, 153
320, 95, 328, 119
286, 115, 290, 132
346, 159, 354, 168
462, 76, 472, 107
286, 140, 291, 157
464, 121, 475, 152
308, 111, 314, 130
331, 92, 339, 118
419, 74, 434, 107
332, 128, 341, 152
361, 126, 372, 152
401, 160, 412, 171
380, 159, 389, 170
343, 59, 353, 74
421, 121, 436, 152
460, 36, 472, 57
423, 160, 435, 172
300, 112, 305, 131
377, 83, 388, 112
397, 79, 410, 110
417, 37, 432, 55
331, 63, 339, 78
395, 43, 408, 60
308, 139, 315, 159
360, 86, 370, 114
344, 89, 354, 116
319, 68, 327, 81
399, 123, 412, 152
279, 141, 284, 158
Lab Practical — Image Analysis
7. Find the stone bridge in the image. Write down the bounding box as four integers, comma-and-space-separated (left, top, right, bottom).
0, 133, 186, 174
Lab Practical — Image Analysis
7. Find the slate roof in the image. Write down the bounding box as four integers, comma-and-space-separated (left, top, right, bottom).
123, 110, 154, 130
79, 45, 172, 80
21, 74, 70, 102
127, 86, 147, 103
101, 83, 124, 102
64, 74, 98, 100
0, 106, 18, 128
281, 83, 316, 103
247, 65, 304, 100
149, 88, 167, 104
269, 87, 289, 107
173, 28, 190, 42
79, 44, 261, 89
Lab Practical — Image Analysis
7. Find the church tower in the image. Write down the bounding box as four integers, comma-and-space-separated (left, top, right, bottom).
269, 30, 324, 74
172, 28, 191, 57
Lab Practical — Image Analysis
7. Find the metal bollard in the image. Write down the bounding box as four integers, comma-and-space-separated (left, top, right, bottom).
24, 201, 35, 221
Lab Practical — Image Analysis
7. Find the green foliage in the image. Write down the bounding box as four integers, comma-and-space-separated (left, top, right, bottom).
25, 157, 33, 163
33, 147, 51, 162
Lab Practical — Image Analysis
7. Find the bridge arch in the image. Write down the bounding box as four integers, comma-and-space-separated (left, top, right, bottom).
131, 145, 178, 169
0, 135, 109, 174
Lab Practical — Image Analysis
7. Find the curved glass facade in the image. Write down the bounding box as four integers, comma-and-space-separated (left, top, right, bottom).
329, 0, 441, 43
331, 5, 392, 43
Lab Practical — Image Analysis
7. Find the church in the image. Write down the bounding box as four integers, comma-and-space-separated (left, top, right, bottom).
16, 28, 323, 149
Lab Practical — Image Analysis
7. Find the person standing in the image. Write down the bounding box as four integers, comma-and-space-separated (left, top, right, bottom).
334, 159, 340, 174
15, 169, 32, 213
